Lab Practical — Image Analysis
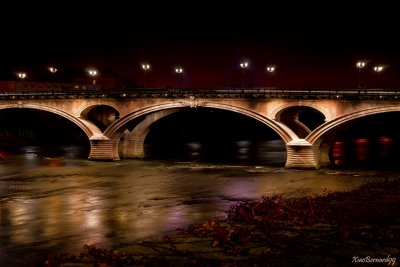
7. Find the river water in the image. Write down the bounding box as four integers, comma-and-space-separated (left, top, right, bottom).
0, 144, 398, 266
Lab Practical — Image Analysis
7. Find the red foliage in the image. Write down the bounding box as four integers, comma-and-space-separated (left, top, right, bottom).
188, 179, 400, 248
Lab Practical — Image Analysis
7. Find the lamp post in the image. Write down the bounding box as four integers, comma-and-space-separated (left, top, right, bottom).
374, 65, 384, 88
88, 69, 97, 92
240, 61, 248, 87
356, 61, 366, 90
266, 65, 275, 73
266, 65, 276, 88
48, 67, 57, 95
16, 72, 27, 94
175, 67, 183, 88
141, 63, 150, 87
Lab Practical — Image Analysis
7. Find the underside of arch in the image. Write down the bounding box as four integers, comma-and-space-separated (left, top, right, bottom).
0, 103, 102, 139
105, 102, 298, 143
275, 105, 326, 139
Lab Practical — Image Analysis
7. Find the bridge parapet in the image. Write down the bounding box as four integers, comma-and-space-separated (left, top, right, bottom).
1, 88, 400, 101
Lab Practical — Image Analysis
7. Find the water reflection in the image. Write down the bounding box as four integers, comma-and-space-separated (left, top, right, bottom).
354, 138, 369, 164
186, 142, 202, 159
0, 145, 398, 266
236, 140, 251, 160
149, 139, 287, 165
331, 136, 400, 168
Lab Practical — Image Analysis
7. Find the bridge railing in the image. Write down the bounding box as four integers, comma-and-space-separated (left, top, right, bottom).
1, 87, 400, 100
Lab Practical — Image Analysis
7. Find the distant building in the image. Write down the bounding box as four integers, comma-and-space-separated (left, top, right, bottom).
0, 76, 126, 93
0, 81, 17, 92
74, 77, 125, 90
0, 81, 70, 93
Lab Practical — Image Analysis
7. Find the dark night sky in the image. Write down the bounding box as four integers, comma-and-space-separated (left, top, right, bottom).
1, 3, 399, 89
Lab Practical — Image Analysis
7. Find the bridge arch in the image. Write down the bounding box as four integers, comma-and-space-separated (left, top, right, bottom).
274, 105, 326, 138
0, 103, 102, 139
306, 106, 400, 166
307, 105, 400, 145
271, 102, 331, 121
79, 104, 121, 132
104, 101, 298, 143
77, 103, 121, 118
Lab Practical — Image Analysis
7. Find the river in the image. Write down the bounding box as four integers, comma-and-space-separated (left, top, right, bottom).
0, 144, 398, 266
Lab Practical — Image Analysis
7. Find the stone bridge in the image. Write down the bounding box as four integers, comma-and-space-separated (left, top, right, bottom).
1, 88, 400, 169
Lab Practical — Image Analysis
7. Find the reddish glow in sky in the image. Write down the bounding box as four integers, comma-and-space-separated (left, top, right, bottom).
1, 4, 399, 89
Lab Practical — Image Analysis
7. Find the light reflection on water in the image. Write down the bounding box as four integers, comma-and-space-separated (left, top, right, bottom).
162, 139, 287, 165
0, 144, 398, 266
331, 136, 400, 168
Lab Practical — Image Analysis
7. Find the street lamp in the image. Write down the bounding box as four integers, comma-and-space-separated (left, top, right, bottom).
48, 67, 57, 95
175, 67, 183, 88
356, 61, 366, 90
374, 65, 384, 88
88, 69, 97, 91
266, 65, 276, 88
266, 65, 275, 73
240, 61, 248, 87
16, 72, 27, 94
17, 72, 26, 79
141, 63, 150, 87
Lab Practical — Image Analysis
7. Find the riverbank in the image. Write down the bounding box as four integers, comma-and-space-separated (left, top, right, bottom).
39, 178, 400, 267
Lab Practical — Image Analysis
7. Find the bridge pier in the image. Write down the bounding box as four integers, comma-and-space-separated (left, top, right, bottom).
318, 142, 331, 166
122, 109, 181, 159
124, 136, 145, 158
285, 139, 319, 169
88, 135, 120, 161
